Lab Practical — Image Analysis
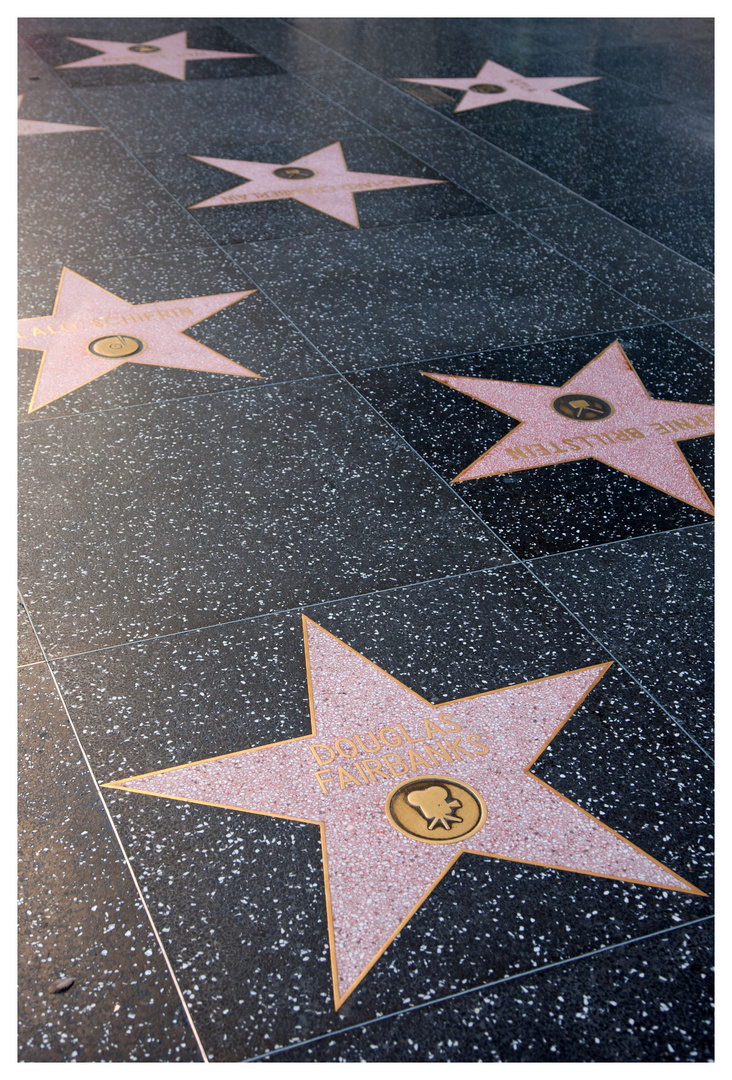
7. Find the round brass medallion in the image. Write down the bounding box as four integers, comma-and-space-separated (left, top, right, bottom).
129, 45, 161, 53
273, 167, 315, 180
469, 83, 506, 94
386, 776, 486, 844
551, 394, 614, 421
88, 335, 145, 359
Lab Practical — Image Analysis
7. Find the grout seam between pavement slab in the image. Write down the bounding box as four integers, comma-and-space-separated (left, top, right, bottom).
245, 914, 715, 1061
17, 586, 211, 1064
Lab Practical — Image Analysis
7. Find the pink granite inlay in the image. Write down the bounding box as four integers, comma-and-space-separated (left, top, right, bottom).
189, 141, 445, 227
17, 268, 259, 411
56, 31, 257, 81
424, 341, 714, 514
17, 95, 101, 136
109, 617, 702, 1005
400, 57, 600, 113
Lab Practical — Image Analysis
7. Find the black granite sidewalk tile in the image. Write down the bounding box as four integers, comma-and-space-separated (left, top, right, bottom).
345, 323, 713, 557
228, 216, 651, 371
670, 316, 714, 354
18, 598, 43, 667
467, 107, 713, 206
267, 920, 713, 1061
49, 571, 712, 1059
18, 249, 330, 422
533, 19, 714, 117
590, 189, 713, 272
18, 663, 202, 1062
529, 524, 713, 752
506, 202, 713, 322
18, 375, 509, 657
18, 132, 207, 267
72, 75, 366, 157
18, 40, 101, 129
19, 18, 277, 87
139, 136, 489, 246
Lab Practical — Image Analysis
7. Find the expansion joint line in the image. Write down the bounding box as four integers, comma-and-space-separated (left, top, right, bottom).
17, 589, 210, 1064
247, 913, 714, 1061
263, 17, 713, 344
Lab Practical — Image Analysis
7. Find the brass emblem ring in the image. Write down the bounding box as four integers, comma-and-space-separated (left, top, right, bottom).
273, 167, 316, 180
129, 45, 161, 53
88, 335, 145, 359
469, 83, 506, 94
386, 776, 487, 844
551, 394, 614, 421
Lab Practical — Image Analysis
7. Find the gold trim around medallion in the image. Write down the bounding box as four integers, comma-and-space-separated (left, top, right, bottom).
386, 775, 487, 844
469, 83, 506, 94
550, 393, 615, 421
87, 334, 145, 359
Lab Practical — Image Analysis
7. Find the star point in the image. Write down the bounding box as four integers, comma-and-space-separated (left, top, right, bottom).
56, 31, 258, 81
105, 615, 702, 1008
400, 57, 601, 113
18, 267, 260, 411
424, 341, 714, 514
188, 140, 445, 227
17, 94, 101, 136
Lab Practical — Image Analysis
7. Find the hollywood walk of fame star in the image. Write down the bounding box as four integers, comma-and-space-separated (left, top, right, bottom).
105, 616, 703, 1008
56, 31, 258, 81
188, 140, 446, 227
399, 57, 601, 113
17, 94, 101, 136
424, 341, 714, 515
18, 268, 260, 412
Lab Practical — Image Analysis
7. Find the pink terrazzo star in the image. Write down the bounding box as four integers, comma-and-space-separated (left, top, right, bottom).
400, 57, 600, 113
189, 140, 445, 227
18, 268, 259, 412
56, 31, 258, 81
424, 341, 714, 514
106, 617, 703, 1009
17, 94, 101, 136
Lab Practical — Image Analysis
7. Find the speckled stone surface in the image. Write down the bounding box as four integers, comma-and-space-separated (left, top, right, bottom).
18, 15, 713, 1062
18, 134, 206, 267
18, 598, 43, 667
18, 664, 202, 1061
595, 189, 713, 273
529, 524, 713, 751
670, 315, 715, 353
506, 203, 712, 321
228, 216, 653, 370
266, 920, 713, 1061
19, 377, 510, 655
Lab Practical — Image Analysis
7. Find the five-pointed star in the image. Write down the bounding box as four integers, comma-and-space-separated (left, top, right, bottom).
424, 341, 714, 515
399, 57, 600, 113
188, 140, 445, 227
106, 617, 702, 1009
56, 31, 258, 81
18, 268, 260, 412
17, 94, 101, 136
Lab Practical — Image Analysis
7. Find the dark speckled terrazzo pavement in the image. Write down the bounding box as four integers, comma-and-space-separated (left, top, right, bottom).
18, 16, 713, 1063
